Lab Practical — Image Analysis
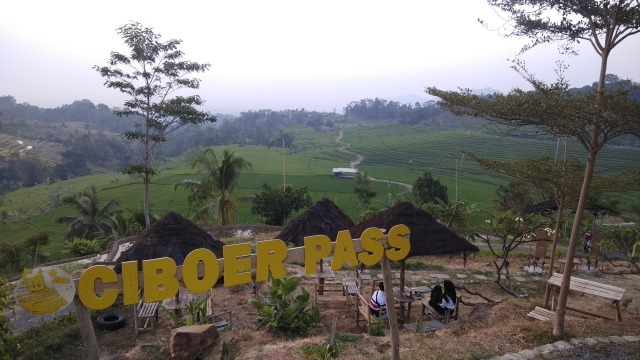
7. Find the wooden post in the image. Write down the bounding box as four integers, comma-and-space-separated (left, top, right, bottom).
73, 295, 99, 360
380, 254, 400, 360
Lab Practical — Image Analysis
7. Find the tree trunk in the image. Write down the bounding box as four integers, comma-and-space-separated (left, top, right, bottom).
380, 255, 400, 360
74, 295, 99, 360
553, 46, 609, 336
144, 170, 150, 229
544, 197, 565, 308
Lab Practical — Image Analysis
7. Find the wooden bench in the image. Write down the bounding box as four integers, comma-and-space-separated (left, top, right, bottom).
355, 293, 372, 325
313, 282, 348, 307
527, 306, 556, 321
546, 273, 626, 321
421, 297, 460, 324
134, 295, 160, 335
403, 320, 444, 332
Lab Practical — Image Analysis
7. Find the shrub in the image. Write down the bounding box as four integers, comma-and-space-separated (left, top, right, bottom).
63, 238, 102, 257
10, 313, 81, 360
0, 277, 18, 360
367, 315, 385, 336
249, 277, 323, 337
297, 341, 346, 360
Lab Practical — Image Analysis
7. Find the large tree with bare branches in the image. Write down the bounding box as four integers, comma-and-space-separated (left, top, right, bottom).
427, 0, 640, 336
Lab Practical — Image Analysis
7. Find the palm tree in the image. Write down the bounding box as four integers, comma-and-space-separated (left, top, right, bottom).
55, 186, 121, 240
174, 149, 252, 225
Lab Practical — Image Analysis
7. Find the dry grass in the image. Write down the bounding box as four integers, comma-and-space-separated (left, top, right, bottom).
92, 252, 640, 360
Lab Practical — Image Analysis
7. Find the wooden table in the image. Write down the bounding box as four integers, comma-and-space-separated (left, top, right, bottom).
311, 269, 334, 296
392, 288, 415, 321
161, 293, 194, 318
558, 258, 581, 272
546, 273, 625, 321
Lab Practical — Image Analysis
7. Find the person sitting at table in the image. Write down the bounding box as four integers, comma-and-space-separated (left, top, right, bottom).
369, 282, 387, 320
441, 280, 457, 313
428, 285, 446, 315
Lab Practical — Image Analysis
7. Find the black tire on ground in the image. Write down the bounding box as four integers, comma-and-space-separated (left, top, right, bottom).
96, 312, 126, 331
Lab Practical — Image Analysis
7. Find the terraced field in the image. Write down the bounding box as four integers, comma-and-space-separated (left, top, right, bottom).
0, 133, 65, 166
1, 123, 638, 265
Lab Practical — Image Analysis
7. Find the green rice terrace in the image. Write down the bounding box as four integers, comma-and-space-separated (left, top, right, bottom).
0, 123, 639, 265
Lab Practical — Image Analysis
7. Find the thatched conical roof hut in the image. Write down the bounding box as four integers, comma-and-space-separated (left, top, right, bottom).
276, 198, 354, 247
113, 212, 224, 273
350, 202, 478, 257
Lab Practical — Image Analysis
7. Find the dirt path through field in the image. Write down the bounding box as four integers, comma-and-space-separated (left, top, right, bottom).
335, 130, 364, 168
335, 130, 412, 191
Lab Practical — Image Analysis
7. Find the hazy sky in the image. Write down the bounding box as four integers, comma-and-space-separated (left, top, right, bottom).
1, 1, 639, 114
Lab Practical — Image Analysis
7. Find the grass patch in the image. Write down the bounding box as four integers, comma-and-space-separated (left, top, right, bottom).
403, 260, 445, 272
10, 313, 81, 360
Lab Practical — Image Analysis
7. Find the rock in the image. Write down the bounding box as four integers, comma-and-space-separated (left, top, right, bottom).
170, 324, 220, 360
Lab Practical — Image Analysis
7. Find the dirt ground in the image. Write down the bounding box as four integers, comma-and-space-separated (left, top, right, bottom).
94, 250, 640, 360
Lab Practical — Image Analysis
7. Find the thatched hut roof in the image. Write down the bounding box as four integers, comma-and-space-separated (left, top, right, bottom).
276, 198, 355, 247
113, 212, 224, 273
350, 202, 478, 257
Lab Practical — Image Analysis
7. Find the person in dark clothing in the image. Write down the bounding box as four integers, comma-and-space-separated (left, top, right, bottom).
442, 280, 457, 312
428, 284, 446, 315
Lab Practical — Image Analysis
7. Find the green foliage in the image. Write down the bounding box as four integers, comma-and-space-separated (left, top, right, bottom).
354, 172, 377, 220
366, 315, 385, 336
0, 241, 24, 272
63, 238, 103, 257
412, 170, 448, 206
23, 231, 51, 266
422, 199, 480, 229
105, 211, 145, 241
297, 341, 347, 360
183, 297, 210, 326
54, 185, 120, 240
94, 21, 216, 228
249, 277, 323, 337
174, 148, 252, 226
600, 225, 640, 272
0, 277, 18, 360
494, 181, 534, 216
9, 313, 81, 360
250, 184, 312, 225
161, 306, 185, 328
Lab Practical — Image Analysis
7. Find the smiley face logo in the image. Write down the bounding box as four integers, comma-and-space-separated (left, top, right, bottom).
15, 267, 76, 315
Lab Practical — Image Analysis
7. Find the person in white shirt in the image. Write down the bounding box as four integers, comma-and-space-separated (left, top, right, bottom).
369, 282, 388, 320
441, 280, 457, 312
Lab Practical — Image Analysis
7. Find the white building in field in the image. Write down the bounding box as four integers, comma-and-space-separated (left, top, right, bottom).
332, 168, 358, 178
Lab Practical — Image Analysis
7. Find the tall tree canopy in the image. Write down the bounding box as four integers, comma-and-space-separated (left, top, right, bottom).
412, 170, 449, 206
354, 172, 377, 220
429, 0, 640, 336
94, 22, 216, 228
251, 184, 312, 226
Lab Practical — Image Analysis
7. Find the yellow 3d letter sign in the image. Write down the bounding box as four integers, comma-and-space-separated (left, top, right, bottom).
75, 225, 410, 309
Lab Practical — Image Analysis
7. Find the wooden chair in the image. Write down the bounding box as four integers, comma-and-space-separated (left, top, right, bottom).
355, 269, 371, 295
528, 230, 551, 270
134, 289, 160, 335
342, 279, 358, 310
